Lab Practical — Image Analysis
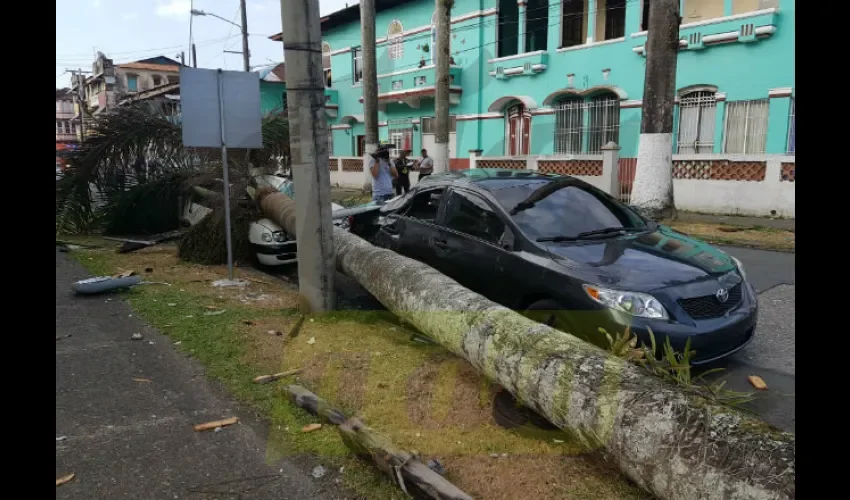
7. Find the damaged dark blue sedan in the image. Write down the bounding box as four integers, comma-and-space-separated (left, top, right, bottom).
335, 169, 757, 364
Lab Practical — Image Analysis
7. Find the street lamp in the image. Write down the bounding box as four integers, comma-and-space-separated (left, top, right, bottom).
191, 4, 250, 72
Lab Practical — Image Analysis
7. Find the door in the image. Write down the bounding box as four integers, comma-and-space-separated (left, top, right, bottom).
356, 135, 366, 156
376, 187, 446, 266
433, 188, 531, 305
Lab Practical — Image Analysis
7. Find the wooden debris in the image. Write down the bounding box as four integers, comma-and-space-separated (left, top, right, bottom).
288, 315, 306, 338
748, 375, 768, 390
286, 385, 474, 500
133, 378, 153, 383
193, 416, 239, 432
301, 423, 323, 433
56, 473, 75, 487
252, 369, 302, 385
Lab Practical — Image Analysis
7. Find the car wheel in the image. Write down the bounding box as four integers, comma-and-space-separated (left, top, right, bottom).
491, 389, 563, 440
523, 299, 572, 331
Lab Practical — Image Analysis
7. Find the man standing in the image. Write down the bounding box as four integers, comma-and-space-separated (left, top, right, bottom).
369, 147, 397, 203
416, 148, 434, 181
394, 149, 413, 196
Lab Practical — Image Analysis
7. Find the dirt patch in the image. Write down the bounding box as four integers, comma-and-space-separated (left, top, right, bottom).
448, 454, 650, 500
666, 221, 795, 252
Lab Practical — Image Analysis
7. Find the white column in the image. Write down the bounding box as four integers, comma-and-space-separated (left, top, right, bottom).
601, 141, 621, 197
469, 149, 482, 169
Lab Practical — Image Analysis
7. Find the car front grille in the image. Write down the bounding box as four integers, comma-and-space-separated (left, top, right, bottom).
678, 284, 743, 320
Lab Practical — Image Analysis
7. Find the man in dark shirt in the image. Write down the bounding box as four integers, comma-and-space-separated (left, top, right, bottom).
393, 149, 412, 196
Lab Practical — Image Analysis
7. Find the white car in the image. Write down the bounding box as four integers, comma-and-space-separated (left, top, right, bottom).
248, 203, 344, 267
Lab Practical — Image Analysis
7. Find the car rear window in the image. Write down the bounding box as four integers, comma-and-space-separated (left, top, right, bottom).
489, 181, 645, 241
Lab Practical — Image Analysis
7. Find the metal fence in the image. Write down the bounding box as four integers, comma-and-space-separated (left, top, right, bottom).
553, 97, 620, 155
677, 91, 716, 154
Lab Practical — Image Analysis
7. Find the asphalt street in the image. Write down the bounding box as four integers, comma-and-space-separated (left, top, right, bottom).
56, 251, 351, 500
709, 246, 795, 433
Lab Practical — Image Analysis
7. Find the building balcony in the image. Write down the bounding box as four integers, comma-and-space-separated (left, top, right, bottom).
488, 51, 549, 79
631, 8, 779, 56
325, 88, 339, 118
357, 65, 463, 108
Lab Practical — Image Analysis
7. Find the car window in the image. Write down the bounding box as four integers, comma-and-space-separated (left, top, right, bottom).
489, 180, 645, 241
403, 188, 444, 221
442, 190, 506, 244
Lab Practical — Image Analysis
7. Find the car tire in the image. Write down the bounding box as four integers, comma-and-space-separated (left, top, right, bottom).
491, 389, 562, 440
523, 299, 573, 331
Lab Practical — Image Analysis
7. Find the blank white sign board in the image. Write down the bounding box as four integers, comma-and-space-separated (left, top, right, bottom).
180, 67, 263, 149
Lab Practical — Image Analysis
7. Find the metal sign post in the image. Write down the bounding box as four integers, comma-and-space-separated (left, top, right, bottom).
180, 66, 262, 286
216, 69, 235, 281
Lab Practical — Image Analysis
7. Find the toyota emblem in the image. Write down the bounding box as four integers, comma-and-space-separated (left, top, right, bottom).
716, 288, 729, 303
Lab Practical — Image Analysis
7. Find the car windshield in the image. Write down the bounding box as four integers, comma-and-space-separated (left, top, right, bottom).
488, 180, 647, 242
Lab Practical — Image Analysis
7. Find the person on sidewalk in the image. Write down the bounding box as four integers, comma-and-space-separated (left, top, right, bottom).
369, 147, 397, 203
394, 149, 413, 196
416, 149, 434, 181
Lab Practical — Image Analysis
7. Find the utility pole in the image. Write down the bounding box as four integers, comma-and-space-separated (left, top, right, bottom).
192, 44, 198, 68
279, 0, 337, 312
629, 0, 681, 219
433, 0, 451, 174
360, 0, 379, 190
239, 0, 251, 72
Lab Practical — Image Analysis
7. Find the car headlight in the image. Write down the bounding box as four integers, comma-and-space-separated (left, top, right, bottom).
731, 256, 747, 281
273, 231, 285, 242
261, 233, 272, 243
583, 284, 668, 320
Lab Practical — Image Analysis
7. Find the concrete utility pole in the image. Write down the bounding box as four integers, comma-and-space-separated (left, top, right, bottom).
433, 0, 451, 174
279, 0, 337, 312
239, 0, 251, 72
360, 0, 379, 190
629, 0, 681, 219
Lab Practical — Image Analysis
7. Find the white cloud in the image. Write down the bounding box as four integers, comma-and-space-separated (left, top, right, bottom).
92, 0, 102, 7
121, 12, 139, 21
155, 0, 190, 19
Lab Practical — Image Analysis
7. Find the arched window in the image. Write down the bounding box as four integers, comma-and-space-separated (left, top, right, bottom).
388, 20, 404, 60
677, 89, 716, 153
553, 97, 584, 154
322, 42, 332, 87
587, 92, 620, 153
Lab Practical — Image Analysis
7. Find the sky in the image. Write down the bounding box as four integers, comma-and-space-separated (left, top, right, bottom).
56, 0, 356, 88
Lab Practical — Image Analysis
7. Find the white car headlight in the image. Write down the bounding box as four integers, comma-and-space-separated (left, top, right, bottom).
261, 233, 272, 243
731, 256, 747, 281
583, 284, 668, 320
273, 231, 286, 242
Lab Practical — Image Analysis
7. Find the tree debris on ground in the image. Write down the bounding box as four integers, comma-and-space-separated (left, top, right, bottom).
748, 375, 769, 390
287, 385, 474, 500
56, 473, 76, 487
193, 417, 239, 432
252, 369, 302, 384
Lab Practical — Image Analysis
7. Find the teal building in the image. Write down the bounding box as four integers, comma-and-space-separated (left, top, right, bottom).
270, 0, 794, 167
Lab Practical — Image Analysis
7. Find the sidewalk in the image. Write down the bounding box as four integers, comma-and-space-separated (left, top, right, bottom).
55, 250, 349, 500
675, 212, 795, 231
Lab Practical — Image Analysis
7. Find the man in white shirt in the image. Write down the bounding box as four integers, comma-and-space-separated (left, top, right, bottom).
416, 149, 434, 180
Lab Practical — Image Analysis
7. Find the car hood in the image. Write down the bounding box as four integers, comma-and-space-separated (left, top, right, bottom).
541, 225, 736, 291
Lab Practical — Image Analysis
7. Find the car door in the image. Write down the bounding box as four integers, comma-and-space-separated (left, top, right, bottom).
432, 188, 535, 305
376, 187, 446, 265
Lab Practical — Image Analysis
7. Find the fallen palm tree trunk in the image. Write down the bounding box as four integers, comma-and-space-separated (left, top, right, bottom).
258, 190, 795, 500
286, 385, 474, 500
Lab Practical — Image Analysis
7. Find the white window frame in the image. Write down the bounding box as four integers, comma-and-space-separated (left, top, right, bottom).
786, 97, 795, 155
722, 99, 770, 154
352, 47, 363, 85
388, 20, 404, 60
676, 90, 717, 154
553, 99, 584, 154
322, 42, 332, 87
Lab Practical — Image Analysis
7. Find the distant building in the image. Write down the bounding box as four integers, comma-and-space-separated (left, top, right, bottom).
56, 88, 79, 171
258, 63, 287, 115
